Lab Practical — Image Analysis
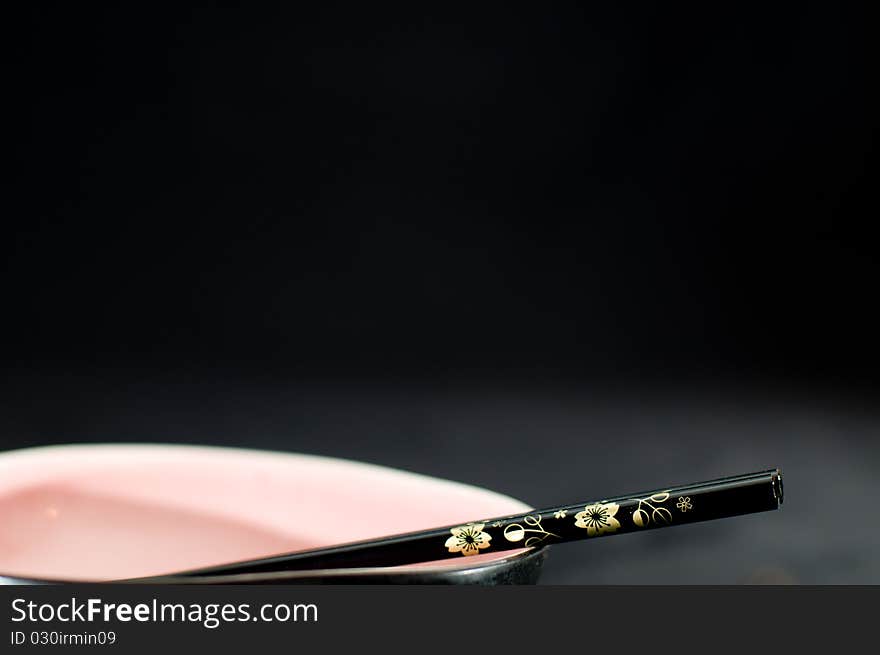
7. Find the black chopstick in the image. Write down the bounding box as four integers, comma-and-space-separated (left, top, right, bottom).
171, 468, 783, 577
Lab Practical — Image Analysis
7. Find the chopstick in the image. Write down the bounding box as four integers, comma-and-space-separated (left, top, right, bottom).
167, 468, 783, 577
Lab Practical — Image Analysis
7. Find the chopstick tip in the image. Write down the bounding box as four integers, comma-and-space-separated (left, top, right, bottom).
772, 468, 783, 506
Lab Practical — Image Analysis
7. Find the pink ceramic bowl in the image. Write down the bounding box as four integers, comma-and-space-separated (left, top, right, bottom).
0, 444, 546, 584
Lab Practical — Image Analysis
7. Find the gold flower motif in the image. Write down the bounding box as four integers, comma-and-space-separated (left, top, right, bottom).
491, 521, 504, 528
445, 523, 492, 556
676, 496, 693, 512
574, 502, 621, 536
554, 509, 568, 519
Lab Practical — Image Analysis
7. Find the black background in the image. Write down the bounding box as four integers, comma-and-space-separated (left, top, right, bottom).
4, 3, 878, 583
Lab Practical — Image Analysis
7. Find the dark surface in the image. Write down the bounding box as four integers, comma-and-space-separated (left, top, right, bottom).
1, 375, 878, 584
4, 4, 878, 583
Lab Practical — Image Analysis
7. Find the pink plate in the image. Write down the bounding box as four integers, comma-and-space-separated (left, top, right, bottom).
0, 444, 531, 581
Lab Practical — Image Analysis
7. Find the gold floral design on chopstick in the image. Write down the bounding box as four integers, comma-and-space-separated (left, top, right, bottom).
676, 496, 693, 512
503, 514, 560, 547
631, 492, 673, 527
445, 523, 492, 556
573, 502, 621, 536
